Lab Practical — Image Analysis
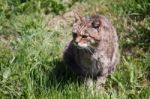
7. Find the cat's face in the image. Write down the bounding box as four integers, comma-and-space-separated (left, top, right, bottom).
72, 13, 101, 49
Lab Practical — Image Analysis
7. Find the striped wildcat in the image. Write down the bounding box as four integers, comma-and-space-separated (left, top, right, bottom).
63, 12, 120, 87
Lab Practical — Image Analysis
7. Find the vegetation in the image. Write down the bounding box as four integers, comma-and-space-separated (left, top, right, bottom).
0, 0, 149, 98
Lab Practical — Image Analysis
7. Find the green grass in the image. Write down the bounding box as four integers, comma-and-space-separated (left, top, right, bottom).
0, 0, 150, 98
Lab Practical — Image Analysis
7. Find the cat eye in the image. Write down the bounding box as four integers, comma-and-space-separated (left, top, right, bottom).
82, 35, 88, 38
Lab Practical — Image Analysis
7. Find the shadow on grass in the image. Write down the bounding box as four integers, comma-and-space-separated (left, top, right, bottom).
46, 59, 82, 90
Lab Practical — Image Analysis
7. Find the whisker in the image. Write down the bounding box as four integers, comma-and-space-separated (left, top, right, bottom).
86, 47, 94, 55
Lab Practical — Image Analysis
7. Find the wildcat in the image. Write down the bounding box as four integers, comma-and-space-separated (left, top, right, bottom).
63, 12, 120, 87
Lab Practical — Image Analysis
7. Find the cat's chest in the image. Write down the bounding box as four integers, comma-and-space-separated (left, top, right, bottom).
76, 49, 94, 64
74, 49, 99, 75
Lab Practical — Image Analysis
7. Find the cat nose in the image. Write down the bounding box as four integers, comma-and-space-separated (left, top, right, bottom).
75, 37, 81, 43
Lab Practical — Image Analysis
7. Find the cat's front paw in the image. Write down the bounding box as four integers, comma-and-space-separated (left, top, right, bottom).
96, 76, 106, 88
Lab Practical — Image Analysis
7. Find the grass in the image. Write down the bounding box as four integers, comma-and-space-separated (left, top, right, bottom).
0, 0, 150, 98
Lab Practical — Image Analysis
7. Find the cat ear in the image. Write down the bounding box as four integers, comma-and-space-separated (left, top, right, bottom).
92, 20, 101, 29
73, 11, 83, 22
91, 15, 102, 29
92, 16, 110, 30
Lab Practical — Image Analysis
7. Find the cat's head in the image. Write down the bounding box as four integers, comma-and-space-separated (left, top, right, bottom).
72, 12, 102, 49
